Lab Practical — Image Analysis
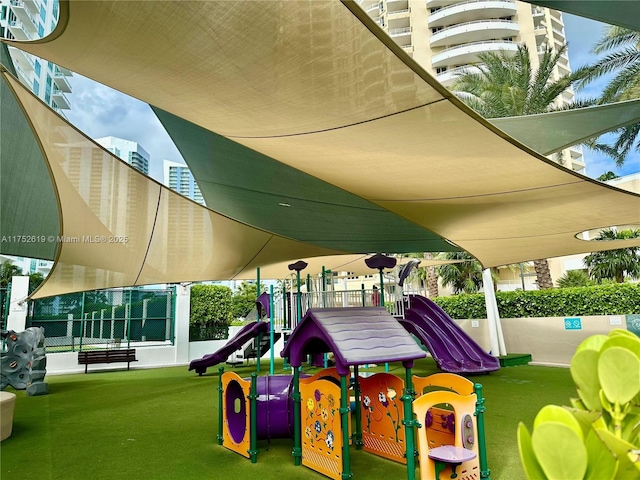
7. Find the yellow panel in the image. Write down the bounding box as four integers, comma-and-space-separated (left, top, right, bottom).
221, 371, 252, 459
300, 379, 343, 480
413, 391, 480, 480
413, 373, 475, 397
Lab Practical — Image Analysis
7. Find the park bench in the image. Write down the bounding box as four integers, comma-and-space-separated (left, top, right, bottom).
78, 348, 137, 373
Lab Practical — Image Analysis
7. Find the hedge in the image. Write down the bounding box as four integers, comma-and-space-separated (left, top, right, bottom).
433, 283, 640, 319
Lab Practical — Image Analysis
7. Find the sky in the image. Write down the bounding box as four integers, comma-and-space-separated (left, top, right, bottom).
65, 10, 640, 183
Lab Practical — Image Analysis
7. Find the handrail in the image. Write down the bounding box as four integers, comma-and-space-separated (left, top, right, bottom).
435, 38, 514, 55
433, 18, 517, 35
430, 0, 515, 16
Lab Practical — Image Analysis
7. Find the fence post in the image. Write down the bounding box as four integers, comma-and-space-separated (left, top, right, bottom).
217, 366, 224, 445
78, 291, 86, 351
126, 289, 132, 348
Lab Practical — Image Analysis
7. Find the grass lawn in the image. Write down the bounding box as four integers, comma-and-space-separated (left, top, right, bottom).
0, 358, 575, 480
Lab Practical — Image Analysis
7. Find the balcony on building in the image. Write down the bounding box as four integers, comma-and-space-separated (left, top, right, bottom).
52, 87, 71, 109
388, 12, 410, 32
387, 0, 409, 14
357, 0, 379, 14
426, 0, 462, 8
388, 26, 411, 46
53, 67, 72, 92
7, 20, 33, 41
428, 0, 517, 29
20, 0, 38, 15
8, 46, 34, 72
435, 64, 482, 87
9, 0, 38, 33
431, 39, 517, 68
430, 19, 519, 47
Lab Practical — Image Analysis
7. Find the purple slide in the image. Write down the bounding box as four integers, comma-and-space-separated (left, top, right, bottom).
401, 295, 500, 374
189, 321, 270, 375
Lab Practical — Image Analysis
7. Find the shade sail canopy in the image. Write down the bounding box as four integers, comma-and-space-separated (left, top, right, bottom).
2, 0, 640, 298
489, 99, 640, 156
2, 71, 347, 298
0, 45, 58, 261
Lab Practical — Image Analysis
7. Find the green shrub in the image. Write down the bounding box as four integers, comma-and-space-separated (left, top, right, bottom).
190, 284, 233, 327
433, 283, 640, 318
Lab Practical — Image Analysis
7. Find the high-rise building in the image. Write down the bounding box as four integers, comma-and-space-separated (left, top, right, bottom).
95, 136, 150, 175
358, 0, 585, 173
0, 0, 72, 116
163, 160, 205, 205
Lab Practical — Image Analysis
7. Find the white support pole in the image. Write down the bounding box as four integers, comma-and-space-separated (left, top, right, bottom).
7, 276, 29, 332
482, 269, 500, 357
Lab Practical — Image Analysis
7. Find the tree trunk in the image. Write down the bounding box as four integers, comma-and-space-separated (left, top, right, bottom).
533, 259, 553, 289
424, 252, 439, 298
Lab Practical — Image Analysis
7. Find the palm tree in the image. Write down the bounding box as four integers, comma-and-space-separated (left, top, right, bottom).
452, 44, 591, 118
405, 252, 439, 298
583, 229, 640, 283
557, 270, 592, 288
437, 252, 483, 294
0, 261, 23, 288
578, 27, 640, 166
596, 171, 619, 182
452, 44, 588, 289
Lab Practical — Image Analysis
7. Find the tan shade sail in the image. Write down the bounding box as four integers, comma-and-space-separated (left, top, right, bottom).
2, 72, 346, 298
3, 0, 640, 297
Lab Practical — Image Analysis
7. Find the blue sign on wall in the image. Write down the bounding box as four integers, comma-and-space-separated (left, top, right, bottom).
564, 317, 582, 330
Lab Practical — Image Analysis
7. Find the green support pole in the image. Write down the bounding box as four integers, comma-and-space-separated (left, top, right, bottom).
321, 267, 326, 308
256, 267, 261, 321
78, 291, 86, 352
127, 288, 132, 349
269, 285, 275, 375
379, 271, 389, 372
322, 267, 328, 368
402, 366, 418, 480
296, 270, 302, 325
249, 373, 258, 463
217, 366, 224, 445
475, 383, 491, 480
256, 332, 262, 373
353, 366, 363, 449
292, 366, 302, 466
340, 375, 352, 479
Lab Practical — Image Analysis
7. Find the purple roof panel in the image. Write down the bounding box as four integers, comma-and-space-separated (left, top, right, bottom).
281, 307, 426, 375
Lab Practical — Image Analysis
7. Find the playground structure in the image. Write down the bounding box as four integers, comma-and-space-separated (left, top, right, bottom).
217, 307, 489, 480
189, 290, 499, 375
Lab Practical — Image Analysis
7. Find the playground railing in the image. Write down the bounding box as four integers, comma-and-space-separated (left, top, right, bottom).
267, 289, 406, 334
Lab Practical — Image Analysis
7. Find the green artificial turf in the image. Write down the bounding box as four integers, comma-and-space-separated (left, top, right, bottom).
0, 359, 576, 480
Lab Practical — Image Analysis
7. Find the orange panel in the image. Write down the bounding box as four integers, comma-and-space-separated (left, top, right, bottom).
359, 373, 407, 464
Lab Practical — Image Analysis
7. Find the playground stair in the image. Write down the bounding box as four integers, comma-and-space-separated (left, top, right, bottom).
244, 332, 282, 361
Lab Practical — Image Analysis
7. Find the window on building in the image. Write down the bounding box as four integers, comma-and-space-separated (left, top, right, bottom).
1, 6, 6, 21
33, 79, 40, 95
39, 5, 46, 22
35, 59, 41, 76
38, 23, 44, 37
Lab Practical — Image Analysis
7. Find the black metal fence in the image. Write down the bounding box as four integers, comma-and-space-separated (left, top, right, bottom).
27, 287, 175, 352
